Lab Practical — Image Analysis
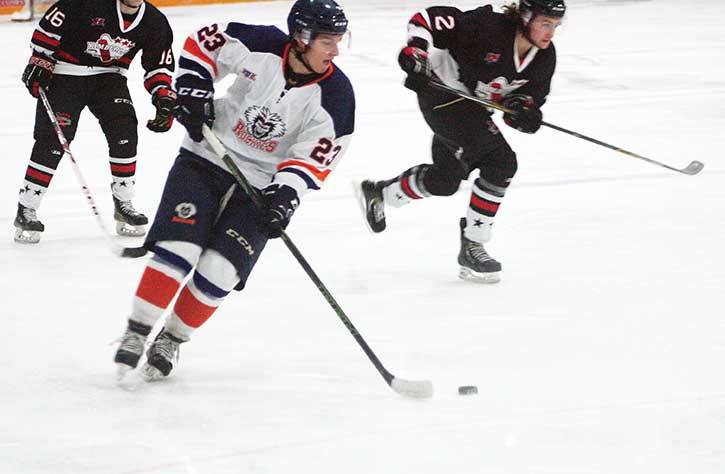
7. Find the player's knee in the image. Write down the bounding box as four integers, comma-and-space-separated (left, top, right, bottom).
196, 249, 241, 294
480, 150, 518, 188
422, 165, 466, 196
105, 117, 138, 158
153, 241, 203, 277
30, 136, 64, 168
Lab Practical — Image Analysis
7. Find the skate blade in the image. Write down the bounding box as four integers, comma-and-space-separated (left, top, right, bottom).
13, 229, 42, 244
458, 266, 501, 284
116, 222, 147, 237
115, 363, 135, 381
141, 363, 166, 382
351, 179, 385, 234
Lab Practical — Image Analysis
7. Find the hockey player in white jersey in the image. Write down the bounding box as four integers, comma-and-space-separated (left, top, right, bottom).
113, 0, 355, 380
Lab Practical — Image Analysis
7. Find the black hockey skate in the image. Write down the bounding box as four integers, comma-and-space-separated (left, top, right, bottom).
457, 218, 501, 284
114, 320, 152, 379
14, 203, 45, 244
142, 329, 186, 381
113, 196, 148, 237
354, 180, 386, 233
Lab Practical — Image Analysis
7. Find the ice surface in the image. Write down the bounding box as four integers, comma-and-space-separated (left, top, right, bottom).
1, 1, 724, 473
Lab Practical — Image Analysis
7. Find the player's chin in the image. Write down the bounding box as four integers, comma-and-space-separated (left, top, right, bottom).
537, 39, 552, 49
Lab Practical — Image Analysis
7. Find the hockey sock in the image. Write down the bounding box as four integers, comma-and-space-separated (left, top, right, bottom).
109, 156, 137, 201
131, 241, 201, 327
381, 165, 431, 208
18, 142, 64, 209
464, 178, 506, 243
164, 249, 240, 340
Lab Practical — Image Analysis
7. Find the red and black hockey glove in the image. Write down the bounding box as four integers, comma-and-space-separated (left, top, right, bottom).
22, 53, 55, 98
146, 88, 177, 133
398, 41, 432, 92
501, 94, 543, 134
260, 184, 299, 239
173, 75, 215, 142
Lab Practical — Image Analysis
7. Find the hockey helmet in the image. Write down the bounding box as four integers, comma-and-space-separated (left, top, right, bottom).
519, 0, 566, 18
287, 0, 349, 40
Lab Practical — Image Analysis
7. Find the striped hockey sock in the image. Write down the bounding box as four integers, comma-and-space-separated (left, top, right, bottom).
464, 178, 506, 243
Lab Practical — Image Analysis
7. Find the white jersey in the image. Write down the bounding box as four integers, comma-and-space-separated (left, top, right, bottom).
177, 23, 355, 198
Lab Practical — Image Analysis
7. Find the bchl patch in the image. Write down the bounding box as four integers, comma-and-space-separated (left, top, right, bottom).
484, 52, 501, 64
172, 202, 197, 225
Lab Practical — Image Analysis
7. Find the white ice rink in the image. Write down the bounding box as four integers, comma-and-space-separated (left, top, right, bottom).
1, 0, 724, 472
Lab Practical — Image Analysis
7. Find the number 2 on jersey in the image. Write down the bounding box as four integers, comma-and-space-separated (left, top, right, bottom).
198, 24, 226, 51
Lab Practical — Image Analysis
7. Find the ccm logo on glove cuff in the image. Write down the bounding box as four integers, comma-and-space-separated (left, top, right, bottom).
177, 87, 213, 99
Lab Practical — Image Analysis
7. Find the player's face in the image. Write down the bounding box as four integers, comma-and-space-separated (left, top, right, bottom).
528, 15, 562, 49
303, 34, 344, 74
120, 0, 144, 10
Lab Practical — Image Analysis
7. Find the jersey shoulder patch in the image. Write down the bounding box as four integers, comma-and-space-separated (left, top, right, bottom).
319, 66, 355, 137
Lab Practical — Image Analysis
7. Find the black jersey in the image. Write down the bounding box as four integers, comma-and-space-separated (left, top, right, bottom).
30, 0, 175, 95
407, 5, 556, 107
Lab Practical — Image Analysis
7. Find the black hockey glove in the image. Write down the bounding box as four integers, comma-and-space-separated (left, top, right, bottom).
22, 53, 55, 98
260, 184, 299, 239
146, 88, 177, 133
398, 42, 431, 92
501, 94, 543, 134
173, 75, 215, 142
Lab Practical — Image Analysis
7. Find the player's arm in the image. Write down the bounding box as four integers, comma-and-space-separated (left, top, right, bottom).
143, 19, 176, 133
260, 87, 355, 239
22, 0, 72, 97
398, 6, 462, 90
173, 22, 252, 141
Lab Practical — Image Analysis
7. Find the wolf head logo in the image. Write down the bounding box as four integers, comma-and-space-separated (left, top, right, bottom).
243, 106, 287, 141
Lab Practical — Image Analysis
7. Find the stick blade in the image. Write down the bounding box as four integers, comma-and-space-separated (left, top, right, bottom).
681, 160, 705, 175
391, 377, 434, 399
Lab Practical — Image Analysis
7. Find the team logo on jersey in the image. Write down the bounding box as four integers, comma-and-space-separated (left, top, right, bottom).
484, 52, 501, 64
474, 76, 529, 103
231, 106, 287, 153
85, 34, 135, 64
172, 202, 197, 225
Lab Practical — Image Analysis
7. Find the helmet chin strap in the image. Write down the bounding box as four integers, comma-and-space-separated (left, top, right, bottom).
292, 42, 316, 74
520, 10, 536, 44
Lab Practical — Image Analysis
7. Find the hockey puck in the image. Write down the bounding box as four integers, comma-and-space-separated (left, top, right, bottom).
458, 385, 478, 395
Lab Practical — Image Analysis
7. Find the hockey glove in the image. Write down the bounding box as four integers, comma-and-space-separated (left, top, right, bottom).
173, 75, 215, 142
22, 53, 55, 98
501, 94, 543, 134
146, 88, 177, 133
260, 184, 299, 239
398, 43, 431, 92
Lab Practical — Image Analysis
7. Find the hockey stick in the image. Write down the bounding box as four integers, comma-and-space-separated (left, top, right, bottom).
202, 125, 433, 399
38, 89, 147, 258
427, 80, 705, 176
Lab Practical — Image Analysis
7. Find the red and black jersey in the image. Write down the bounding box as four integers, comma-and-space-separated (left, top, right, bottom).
407, 4, 556, 107
30, 0, 174, 95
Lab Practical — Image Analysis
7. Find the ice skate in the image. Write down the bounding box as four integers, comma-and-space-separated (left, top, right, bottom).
113, 196, 148, 237
13, 203, 45, 244
142, 329, 185, 381
457, 218, 501, 284
114, 320, 152, 379
354, 179, 386, 233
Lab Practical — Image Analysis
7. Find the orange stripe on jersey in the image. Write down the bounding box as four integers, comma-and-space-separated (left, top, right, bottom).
183, 36, 218, 77
277, 160, 331, 182
173, 286, 218, 329
135, 266, 181, 309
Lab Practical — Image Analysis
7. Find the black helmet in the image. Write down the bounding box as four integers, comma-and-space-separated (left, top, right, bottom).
287, 0, 349, 39
519, 0, 566, 18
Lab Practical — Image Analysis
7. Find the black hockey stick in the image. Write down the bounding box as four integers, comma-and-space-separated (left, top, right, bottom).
202, 125, 433, 399
427, 79, 705, 176
38, 89, 147, 258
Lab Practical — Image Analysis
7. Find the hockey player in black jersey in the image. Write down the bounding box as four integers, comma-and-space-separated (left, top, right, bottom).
356, 0, 565, 283
14, 0, 176, 244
